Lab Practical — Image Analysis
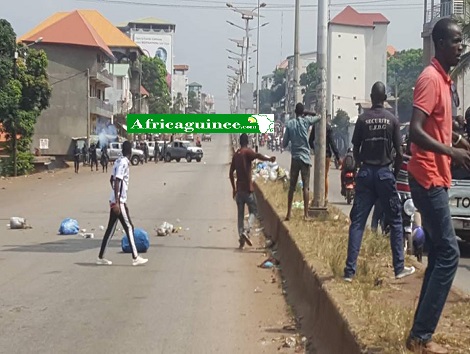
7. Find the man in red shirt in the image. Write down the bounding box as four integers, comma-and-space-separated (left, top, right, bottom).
406, 18, 470, 354
230, 134, 276, 249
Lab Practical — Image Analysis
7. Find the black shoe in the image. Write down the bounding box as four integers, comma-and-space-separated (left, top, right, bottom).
242, 231, 253, 247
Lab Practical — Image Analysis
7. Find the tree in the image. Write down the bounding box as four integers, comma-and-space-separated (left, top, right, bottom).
332, 109, 350, 156
172, 92, 185, 113
271, 68, 286, 104
188, 91, 200, 112
300, 62, 320, 109
0, 19, 51, 176
259, 89, 272, 114
387, 48, 424, 121
141, 56, 171, 114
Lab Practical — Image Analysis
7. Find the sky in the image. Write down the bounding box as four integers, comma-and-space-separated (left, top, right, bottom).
4, 0, 424, 113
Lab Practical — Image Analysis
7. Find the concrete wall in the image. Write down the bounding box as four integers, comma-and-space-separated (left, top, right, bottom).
328, 24, 367, 119
32, 44, 102, 157
172, 72, 188, 107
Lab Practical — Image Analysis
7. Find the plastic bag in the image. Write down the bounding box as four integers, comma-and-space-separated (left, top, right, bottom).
10, 217, 27, 229
121, 228, 149, 253
156, 222, 174, 236
58, 218, 80, 235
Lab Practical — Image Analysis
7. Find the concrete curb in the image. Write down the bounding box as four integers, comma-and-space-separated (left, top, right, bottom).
254, 183, 364, 354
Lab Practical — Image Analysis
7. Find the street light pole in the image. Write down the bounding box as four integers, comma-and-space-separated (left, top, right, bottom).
293, 0, 301, 106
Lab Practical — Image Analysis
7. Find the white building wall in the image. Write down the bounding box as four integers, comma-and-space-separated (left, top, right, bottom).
327, 23, 388, 120
105, 64, 131, 115
172, 73, 189, 107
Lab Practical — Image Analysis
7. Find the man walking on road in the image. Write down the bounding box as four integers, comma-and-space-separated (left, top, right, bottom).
73, 143, 81, 174
229, 133, 276, 249
406, 18, 470, 354
343, 82, 416, 282
97, 141, 148, 266
283, 103, 320, 221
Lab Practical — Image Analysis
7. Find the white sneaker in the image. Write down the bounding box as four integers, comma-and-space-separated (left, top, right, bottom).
396, 266, 416, 279
96, 258, 112, 265
132, 256, 148, 266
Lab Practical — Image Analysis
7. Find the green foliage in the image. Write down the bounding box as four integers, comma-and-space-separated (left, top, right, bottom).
300, 62, 320, 109
332, 109, 350, 130
387, 48, 423, 121
0, 151, 33, 176
0, 19, 51, 176
141, 56, 171, 114
188, 90, 200, 112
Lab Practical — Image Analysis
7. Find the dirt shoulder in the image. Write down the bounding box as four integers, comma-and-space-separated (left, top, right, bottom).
257, 181, 470, 353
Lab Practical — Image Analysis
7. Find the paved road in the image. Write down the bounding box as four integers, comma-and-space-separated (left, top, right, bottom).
0, 136, 296, 354
260, 145, 470, 294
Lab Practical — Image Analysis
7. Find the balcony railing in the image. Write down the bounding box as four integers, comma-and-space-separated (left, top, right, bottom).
425, 0, 465, 23
90, 96, 114, 119
89, 62, 114, 87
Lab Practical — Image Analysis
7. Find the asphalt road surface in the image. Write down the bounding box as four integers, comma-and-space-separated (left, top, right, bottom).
260, 145, 470, 294
0, 136, 296, 354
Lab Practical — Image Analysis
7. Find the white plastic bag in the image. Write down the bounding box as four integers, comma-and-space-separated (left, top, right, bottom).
10, 217, 26, 229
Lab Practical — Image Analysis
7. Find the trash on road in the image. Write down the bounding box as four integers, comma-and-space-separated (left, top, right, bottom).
254, 287, 263, 293
283, 337, 297, 348
156, 222, 175, 236
58, 218, 80, 235
122, 228, 149, 253
9, 217, 31, 229
80, 233, 94, 239
259, 257, 279, 269
99, 225, 105, 231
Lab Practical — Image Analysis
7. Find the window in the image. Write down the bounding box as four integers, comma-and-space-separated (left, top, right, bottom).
353, 96, 356, 100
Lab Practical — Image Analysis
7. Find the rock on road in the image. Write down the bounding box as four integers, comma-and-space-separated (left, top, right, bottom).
260, 145, 470, 294
0, 136, 295, 354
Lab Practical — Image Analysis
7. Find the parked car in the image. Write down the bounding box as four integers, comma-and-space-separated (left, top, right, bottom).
449, 166, 470, 242
202, 133, 212, 142
165, 140, 203, 163
185, 133, 194, 141
97, 142, 144, 166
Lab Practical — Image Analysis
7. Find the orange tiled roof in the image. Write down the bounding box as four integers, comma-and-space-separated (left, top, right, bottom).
331, 6, 389, 28
20, 10, 140, 50
22, 11, 114, 59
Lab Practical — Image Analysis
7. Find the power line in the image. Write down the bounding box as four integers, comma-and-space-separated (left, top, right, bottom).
75, 0, 421, 11
50, 70, 87, 86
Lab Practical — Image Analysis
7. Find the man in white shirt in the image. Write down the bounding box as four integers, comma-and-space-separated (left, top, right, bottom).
97, 141, 148, 266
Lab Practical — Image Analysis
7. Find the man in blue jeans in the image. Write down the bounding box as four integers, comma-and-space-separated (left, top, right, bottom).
229, 133, 276, 249
343, 81, 416, 282
406, 18, 470, 354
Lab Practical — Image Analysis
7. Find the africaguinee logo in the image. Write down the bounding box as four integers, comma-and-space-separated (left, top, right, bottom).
126, 114, 276, 134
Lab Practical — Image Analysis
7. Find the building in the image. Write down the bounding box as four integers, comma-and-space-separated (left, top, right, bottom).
285, 51, 317, 113
117, 17, 176, 103
261, 74, 274, 90
327, 6, 389, 120
106, 64, 132, 115
422, 0, 466, 115
21, 11, 115, 157
20, 10, 144, 156
173, 64, 189, 111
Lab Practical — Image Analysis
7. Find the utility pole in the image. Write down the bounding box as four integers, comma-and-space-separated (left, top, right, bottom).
12, 46, 18, 177
245, 19, 250, 84
394, 76, 399, 118
312, 0, 328, 210
293, 0, 301, 106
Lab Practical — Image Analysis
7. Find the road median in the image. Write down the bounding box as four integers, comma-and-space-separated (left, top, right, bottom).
254, 180, 470, 354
